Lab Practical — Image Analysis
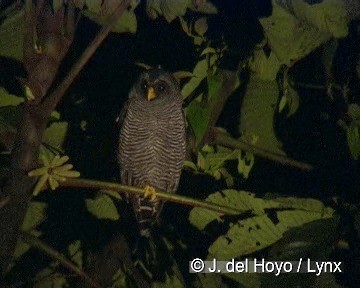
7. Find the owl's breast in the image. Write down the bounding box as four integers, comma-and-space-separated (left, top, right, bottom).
119, 107, 186, 192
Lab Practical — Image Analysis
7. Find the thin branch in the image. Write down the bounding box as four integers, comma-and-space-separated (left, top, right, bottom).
19, 231, 102, 288
42, 0, 131, 114
60, 178, 243, 215
211, 127, 313, 171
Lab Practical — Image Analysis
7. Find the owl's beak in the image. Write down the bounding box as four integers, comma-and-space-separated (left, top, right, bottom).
147, 87, 156, 101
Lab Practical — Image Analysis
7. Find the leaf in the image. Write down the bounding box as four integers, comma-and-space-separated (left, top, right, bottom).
239, 76, 285, 155
0, 87, 24, 107
52, 0, 64, 12
22, 201, 47, 231
190, 1, 218, 14
209, 207, 333, 259
68, 240, 83, 269
194, 17, 208, 36
200, 47, 216, 56
237, 151, 255, 179
346, 124, 360, 160
14, 230, 42, 260
0, 10, 24, 61
83, 0, 137, 33
160, 0, 188, 23
146, 0, 162, 19
278, 95, 287, 113
86, 194, 120, 220
43, 122, 69, 152
34, 268, 68, 288
112, 10, 137, 33
259, 1, 346, 65
189, 190, 282, 230
183, 160, 198, 171
187, 102, 210, 146
85, 0, 102, 12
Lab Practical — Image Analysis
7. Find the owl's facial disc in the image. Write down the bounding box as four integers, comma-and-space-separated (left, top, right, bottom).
141, 79, 168, 101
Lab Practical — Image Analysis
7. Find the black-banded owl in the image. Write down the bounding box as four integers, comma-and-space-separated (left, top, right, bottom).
118, 68, 186, 238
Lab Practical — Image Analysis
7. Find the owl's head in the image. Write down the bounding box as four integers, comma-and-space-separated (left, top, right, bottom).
132, 69, 181, 104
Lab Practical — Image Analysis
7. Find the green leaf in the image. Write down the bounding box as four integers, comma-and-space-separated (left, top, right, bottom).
34, 267, 68, 288
183, 160, 198, 171
278, 95, 287, 113
112, 10, 137, 33
86, 194, 120, 220
14, 230, 42, 260
189, 1, 218, 14
83, 7, 137, 33
346, 124, 360, 160
189, 190, 282, 230
43, 122, 69, 152
194, 17, 208, 36
200, 47, 216, 56
237, 151, 255, 179
146, 0, 162, 19
85, 0, 102, 12
22, 201, 47, 231
52, 0, 64, 12
160, 0, 188, 23
209, 207, 333, 259
186, 102, 209, 146
0, 10, 24, 61
0, 87, 24, 107
259, 0, 348, 66
68, 240, 83, 269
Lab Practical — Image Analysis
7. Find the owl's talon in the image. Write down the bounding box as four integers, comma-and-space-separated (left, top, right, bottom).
143, 185, 157, 201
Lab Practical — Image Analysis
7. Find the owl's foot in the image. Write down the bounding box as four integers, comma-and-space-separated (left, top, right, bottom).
143, 185, 157, 201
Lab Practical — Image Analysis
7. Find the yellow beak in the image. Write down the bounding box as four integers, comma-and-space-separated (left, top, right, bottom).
147, 87, 156, 101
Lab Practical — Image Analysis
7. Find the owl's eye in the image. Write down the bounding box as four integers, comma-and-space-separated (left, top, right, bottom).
158, 84, 165, 92
142, 82, 148, 90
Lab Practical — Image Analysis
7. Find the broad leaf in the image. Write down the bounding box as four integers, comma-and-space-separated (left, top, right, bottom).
86, 193, 120, 220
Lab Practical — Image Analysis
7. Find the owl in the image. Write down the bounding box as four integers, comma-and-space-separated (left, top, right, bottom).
118, 68, 186, 238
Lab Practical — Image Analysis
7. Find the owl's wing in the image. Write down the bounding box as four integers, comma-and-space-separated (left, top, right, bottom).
115, 99, 130, 128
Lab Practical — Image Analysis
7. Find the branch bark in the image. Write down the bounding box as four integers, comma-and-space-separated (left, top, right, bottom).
211, 127, 313, 171
60, 178, 243, 216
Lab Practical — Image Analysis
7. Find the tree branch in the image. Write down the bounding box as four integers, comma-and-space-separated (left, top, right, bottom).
0, 0, 131, 275
19, 232, 102, 288
42, 0, 131, 114
211, 127, 313, 171
60, 178, 243, 216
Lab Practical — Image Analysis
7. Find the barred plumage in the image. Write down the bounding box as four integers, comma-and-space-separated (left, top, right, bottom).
118, 69, 186, 237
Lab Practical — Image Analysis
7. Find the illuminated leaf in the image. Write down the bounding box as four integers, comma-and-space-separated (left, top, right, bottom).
22, 201, 47, 231
68, 240, 83, 269
194, 17, 208, 36
0, 10, 24, 61
86, 194, 120, 220
43, 122, 69, 152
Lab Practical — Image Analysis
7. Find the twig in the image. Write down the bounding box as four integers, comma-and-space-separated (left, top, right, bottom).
60, 178, 243, 215
211, 127, 313, 171
19, 231, 102, 288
